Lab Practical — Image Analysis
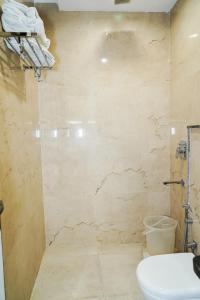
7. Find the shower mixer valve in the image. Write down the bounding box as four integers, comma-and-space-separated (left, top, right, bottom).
176, 140, 187, 160
186, 240, 198, 254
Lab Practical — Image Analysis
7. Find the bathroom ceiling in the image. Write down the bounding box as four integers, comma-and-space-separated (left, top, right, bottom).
34, 0, 178, 13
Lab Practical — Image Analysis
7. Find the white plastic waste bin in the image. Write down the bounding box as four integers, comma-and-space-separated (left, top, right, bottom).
143, 215, 178, 255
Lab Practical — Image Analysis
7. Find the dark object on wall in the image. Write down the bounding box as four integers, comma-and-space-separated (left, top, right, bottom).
193, 256, 200, 279
0, 201, 4, 215
115, 0, 130, 4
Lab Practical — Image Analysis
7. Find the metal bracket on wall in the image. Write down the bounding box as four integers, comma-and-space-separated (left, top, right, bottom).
0, 31, 53, 81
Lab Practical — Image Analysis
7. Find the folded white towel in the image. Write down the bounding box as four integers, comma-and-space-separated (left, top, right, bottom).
3, 0, 30, 14
2, 0, 50, 49
5, 37, 55, 68
1, 0, 55, 69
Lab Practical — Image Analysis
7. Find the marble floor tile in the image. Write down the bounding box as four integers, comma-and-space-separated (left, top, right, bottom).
30, 243, 144, 300
104, 295, 144, 300
74, 296, 143, 300
98, 243, 143, 257
31, 254, 103, 299
99, 253, 140, 296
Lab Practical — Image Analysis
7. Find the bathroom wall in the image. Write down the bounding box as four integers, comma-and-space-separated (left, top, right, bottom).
0, 183, 5, 300
0, 39, 45, 299
37, 5, 171, 247
171, 0, 200, 253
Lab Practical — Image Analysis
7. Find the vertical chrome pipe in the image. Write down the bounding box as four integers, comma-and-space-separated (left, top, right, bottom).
187, 127, 191, 207
183, 127, 191, 252
183, 126, 200, 253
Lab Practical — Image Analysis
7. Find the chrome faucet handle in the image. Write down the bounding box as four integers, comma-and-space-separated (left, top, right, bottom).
187, 240, 198, 254
182, 203, 193, 213
163, 179, 185, 187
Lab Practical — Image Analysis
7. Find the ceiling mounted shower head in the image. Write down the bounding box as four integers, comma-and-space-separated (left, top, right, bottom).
114, 0, 130, 4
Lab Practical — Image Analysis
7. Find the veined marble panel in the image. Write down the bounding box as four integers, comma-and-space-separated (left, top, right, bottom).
37, 6, 171, 246
171, 0, 200, 253
0, 38, 45, 300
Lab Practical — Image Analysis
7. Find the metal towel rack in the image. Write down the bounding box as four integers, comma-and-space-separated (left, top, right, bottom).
0, 31, 53, 80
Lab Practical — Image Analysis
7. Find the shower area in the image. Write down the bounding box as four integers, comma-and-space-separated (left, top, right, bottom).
39, 8, 171, 248
31, 7, 171, 299
0, 0, 200, 300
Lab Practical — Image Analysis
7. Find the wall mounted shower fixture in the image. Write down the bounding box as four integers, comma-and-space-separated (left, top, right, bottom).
115, 0, 130, 4
176, 140, 187, 160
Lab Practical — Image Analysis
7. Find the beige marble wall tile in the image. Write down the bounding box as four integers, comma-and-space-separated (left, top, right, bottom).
0, 39, 45, 300
37, 6, 171, 246
171, 0, 200, 253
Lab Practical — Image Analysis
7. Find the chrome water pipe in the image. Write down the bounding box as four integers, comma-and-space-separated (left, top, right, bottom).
183, 125, 200, 254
